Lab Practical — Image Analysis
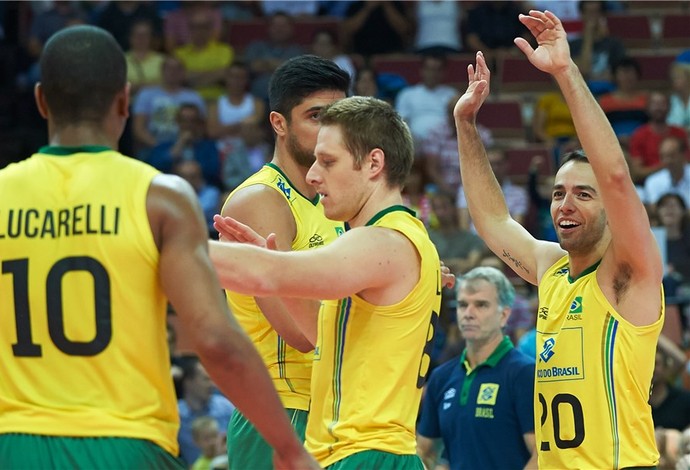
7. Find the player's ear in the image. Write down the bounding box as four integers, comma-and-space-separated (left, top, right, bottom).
367, 148, 385, 179
116, 84, 130, 120
34, 83, 49, 119
269, 111, 288, 137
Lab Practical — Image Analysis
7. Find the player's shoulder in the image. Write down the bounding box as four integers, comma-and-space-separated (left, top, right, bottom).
223, 183, 290, 214
148, 173, 199, 211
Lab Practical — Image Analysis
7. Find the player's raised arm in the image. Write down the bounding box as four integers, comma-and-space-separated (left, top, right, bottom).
453, 51, 563, 285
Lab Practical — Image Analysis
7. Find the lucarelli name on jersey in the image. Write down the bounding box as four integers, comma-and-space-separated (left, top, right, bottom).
0, 205, 121, 239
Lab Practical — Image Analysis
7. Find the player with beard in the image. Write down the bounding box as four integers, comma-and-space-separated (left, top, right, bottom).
452, 10, 663, 469
221, 55, 350, 469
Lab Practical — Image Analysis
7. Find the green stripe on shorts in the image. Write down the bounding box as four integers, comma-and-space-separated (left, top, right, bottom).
0, 433, 184, 469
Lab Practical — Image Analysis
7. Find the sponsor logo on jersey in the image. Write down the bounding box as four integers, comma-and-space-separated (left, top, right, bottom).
536, 365, 581, 378
536, 328, 585, 382
309, 233, 324, 248
276, 177, 292, 199
539, 337, 555, 363
553, 267, 569, 277
477, 383, 499, 405
538, 306, 549, 320
567, 296, 583, 320
444, 388, 456, 400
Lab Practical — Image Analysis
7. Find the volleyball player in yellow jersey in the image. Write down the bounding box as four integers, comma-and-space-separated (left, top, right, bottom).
211, 96, 447, 469
221, 55, 349, 470
453, 11, 662, 469
0, 25, 317, 470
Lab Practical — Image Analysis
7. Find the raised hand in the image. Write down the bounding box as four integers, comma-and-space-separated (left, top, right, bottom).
514, 10, 571, 76
213, 214, 278, 250
440, 260, 456, 289
453, 51, 491, 122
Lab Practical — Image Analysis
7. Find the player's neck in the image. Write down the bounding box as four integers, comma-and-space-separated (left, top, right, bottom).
347, 187, 404, 228
270, 153, 317, 199
465, 333, 503, 369
48, 124, 118, 150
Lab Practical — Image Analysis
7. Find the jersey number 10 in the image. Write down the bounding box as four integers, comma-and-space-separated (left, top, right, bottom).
3, 256, 112, 357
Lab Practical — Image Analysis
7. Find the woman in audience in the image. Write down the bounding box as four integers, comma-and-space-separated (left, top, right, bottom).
655, 192, 690, 287
125, 18, 165, 97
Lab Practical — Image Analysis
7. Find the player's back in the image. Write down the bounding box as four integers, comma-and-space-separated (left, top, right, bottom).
0, 147, 179, 454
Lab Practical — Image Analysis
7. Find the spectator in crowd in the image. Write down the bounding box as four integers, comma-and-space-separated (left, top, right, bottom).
421, 95, 494, 202
310, 29, 356, 86
527, 155, 559, 242
148, 103, 221, 187
164, 1, 223, 53
669, 61, 690, 134
568, 0, 626, 95
630, 91, 688, 184
402, 160, 436, 228
132, 55, 206, 159
177, 356, 235, 466
221, 121, 272, 192
316, 0, 357, 18
654, 193, 690, 285
531, 87, 577, 166
643, 135, 690, 209
173, 159, 222, 235
341, 1, 412, 57
261, 0, 319, 17
428, 192, 488, 277
395, 53, 458, 146
95, 0, 161, 52
650, 335, 690, 431
598, 56, 649, 145
207, 61, 265, 166
457, 147, 528, 233
353, 67, 384, 100
190, 416, 223, 470
417, 266, 537, 470
464, 1, 529, 61
412, 0, 463, 54
174, 9, 234, 103
125, 19, 165, 97
244, 12, 305, 100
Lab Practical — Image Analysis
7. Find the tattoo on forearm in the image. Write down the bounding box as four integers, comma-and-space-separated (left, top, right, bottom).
502, 249, 530, 274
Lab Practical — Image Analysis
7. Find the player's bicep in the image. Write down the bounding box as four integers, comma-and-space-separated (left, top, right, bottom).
277, 228, 408, 299
148, 175, 232, 333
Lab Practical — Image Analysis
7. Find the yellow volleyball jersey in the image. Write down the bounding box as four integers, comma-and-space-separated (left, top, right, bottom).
536, 255, 663, 469
0, 146, 178, 454
223, 163, 344, 410
306, 206, 442, 467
